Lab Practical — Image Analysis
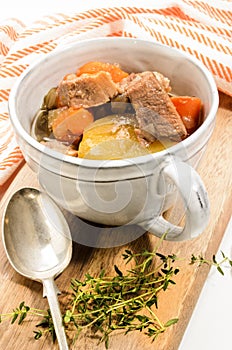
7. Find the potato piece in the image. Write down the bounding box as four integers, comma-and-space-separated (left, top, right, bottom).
51, 107, 94, 143
78, 115, 150, 160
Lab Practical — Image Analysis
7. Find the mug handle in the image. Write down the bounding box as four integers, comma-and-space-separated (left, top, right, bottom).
139, 158, 210, 241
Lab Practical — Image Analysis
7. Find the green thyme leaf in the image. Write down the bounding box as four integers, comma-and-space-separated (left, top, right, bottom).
11, 312, 18, 324
164, 318, 179, 327
114, 265, 123, 277
217, 266, 224, 275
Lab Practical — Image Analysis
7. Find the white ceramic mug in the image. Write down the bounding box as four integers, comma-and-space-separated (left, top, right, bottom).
9, 38, 219, 242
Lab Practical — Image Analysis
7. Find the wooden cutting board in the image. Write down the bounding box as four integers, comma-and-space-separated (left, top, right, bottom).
0, 92, 231, 350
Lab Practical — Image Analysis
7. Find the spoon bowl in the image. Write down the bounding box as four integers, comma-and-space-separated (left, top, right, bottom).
2, 187, 72, 350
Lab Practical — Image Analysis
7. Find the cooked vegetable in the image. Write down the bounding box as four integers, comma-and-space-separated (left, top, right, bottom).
51, 107, 94, 143
78, 115, 147, 159
78, 115, 168, 159
76, 61, 128, 83
42, 87, 58, 110
171, 96, 202, 134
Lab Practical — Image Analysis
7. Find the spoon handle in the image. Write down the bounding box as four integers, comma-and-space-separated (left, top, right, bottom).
43, 278, 69, 350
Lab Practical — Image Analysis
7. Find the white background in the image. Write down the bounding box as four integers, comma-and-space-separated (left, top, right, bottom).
1, 1, 232, 349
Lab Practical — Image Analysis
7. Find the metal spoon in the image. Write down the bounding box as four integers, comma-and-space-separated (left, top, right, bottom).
2, 187, 72, 350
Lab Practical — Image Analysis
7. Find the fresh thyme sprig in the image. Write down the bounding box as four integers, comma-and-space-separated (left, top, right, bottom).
61, 249, 180, 348
190, 250, 232, 275
0, 248, 231, 348
0, 301, 45, 325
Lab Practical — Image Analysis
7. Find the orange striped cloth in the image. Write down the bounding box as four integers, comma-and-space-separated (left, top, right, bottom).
0, 3, 231, 186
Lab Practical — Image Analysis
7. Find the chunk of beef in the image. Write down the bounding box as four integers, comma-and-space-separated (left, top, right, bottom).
121, 72, 187, 141
119, 71, 171, 94
152, 71, 171, 93
57, 71, 119, 108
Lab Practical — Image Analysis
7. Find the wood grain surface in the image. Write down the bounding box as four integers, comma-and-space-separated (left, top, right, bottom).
0, 92, 231, 350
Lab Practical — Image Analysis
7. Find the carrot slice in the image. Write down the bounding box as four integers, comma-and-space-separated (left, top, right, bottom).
171, 96, 202, 134
52, 107, 94, 143
76, 61, 128, 83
